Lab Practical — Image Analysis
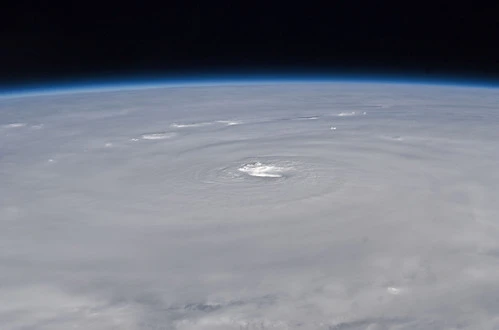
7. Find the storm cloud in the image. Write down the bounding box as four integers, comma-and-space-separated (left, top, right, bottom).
1, 82, 499, 329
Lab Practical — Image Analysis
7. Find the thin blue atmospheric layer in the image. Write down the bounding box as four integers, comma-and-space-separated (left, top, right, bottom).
0, 71, 498, 97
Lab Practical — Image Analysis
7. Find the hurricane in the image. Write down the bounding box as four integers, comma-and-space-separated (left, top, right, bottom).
1, 81, 498, 329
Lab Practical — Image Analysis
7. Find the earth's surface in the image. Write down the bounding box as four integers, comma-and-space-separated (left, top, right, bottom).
1, 81, 499, 329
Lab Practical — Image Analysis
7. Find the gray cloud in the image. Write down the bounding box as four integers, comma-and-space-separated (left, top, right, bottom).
1, 83, 499, 329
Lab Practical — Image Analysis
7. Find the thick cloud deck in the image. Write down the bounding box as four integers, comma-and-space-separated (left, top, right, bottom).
1, 82, 499, 329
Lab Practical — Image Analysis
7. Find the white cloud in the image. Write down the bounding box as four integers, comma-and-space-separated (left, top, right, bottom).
1, 82, 498, 329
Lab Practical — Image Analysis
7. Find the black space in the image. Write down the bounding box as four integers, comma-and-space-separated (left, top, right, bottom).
1, 3, 499, 86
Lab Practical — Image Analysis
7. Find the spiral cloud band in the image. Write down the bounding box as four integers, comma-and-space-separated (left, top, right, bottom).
1, 82, 499, 329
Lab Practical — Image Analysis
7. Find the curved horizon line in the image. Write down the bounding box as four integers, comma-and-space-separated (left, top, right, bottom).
1, 72, 498, 98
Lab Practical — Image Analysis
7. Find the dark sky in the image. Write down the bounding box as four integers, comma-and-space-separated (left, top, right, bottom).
2, 3, 499, 86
